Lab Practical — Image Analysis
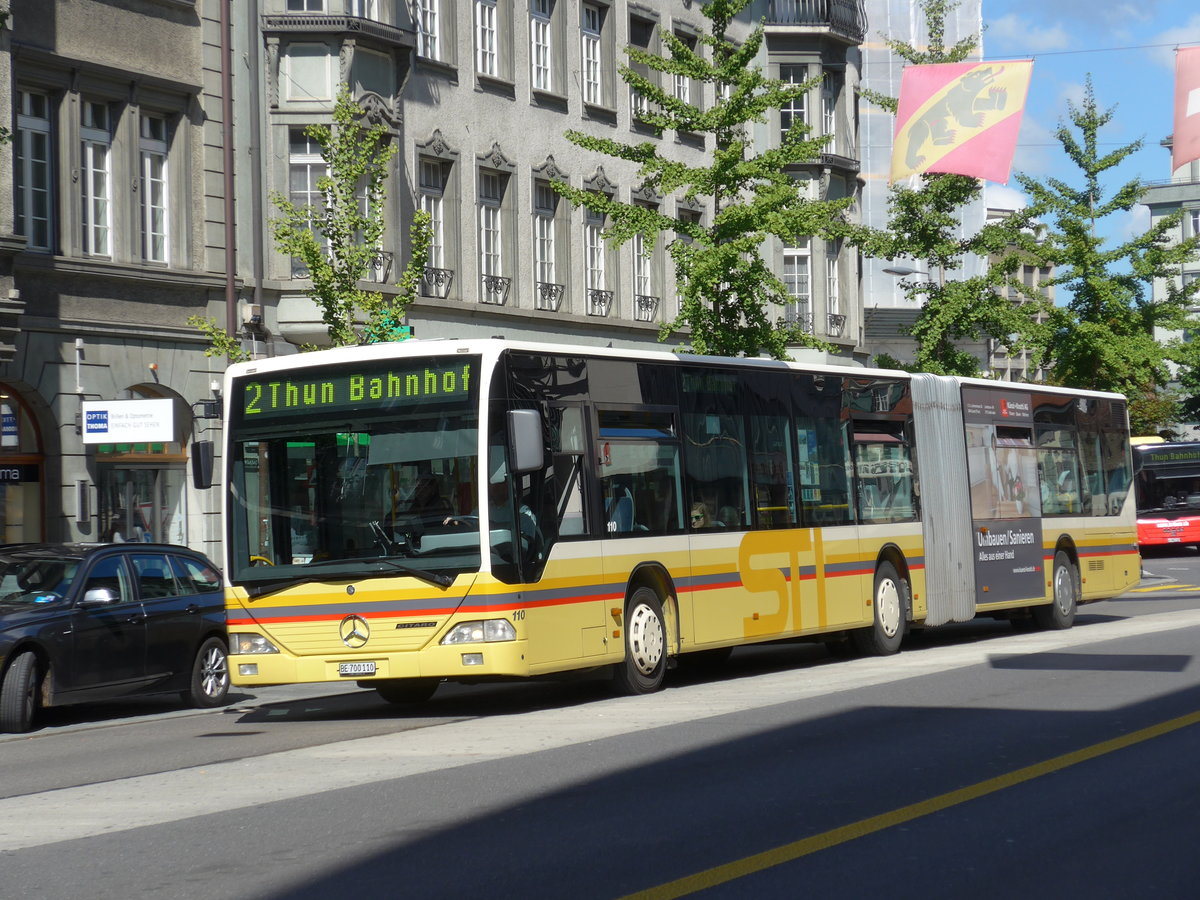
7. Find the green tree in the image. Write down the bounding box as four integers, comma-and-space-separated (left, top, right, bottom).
1014, 77, 1200, 433
850, 0, 1045, 376
553, 0, 851, 359
190, 87, 430, 357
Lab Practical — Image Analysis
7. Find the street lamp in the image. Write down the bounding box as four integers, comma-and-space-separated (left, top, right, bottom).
883, 263, 945, 286
882, 264, 927, 278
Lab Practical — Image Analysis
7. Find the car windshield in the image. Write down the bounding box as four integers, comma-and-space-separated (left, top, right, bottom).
0, 554, 82, 604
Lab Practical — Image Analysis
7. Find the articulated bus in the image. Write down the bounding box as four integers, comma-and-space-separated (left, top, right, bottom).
1132, 441, 1200, 548
216, 339, 1139, 701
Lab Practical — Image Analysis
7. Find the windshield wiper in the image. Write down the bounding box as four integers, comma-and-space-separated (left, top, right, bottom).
299, 555, 455, 588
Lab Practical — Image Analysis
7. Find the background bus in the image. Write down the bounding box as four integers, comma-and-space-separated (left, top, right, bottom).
212, 339, 1140, 702
1133, 441, 1200, 548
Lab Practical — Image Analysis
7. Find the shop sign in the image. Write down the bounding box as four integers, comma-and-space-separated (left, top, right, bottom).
1, 406, 15, 448
0, 464, 38, 483
81, 399, 175, 445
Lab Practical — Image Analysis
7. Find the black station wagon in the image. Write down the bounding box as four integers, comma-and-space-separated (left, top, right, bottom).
0, 543, 229, 733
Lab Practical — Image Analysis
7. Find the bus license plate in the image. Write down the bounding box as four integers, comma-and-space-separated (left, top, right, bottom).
338, 661, 376, 676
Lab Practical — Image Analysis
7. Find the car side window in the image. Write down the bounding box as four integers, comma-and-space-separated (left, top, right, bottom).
131, 553, 182, 599
82, 556, 132, 603
169, 555, 222, 594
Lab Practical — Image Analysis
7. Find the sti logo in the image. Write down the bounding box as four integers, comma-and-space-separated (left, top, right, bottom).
85, 410, 109, 434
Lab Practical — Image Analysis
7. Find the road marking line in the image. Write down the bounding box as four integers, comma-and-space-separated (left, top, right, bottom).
624, 710, 1200, 900
5, 607, 1200, 852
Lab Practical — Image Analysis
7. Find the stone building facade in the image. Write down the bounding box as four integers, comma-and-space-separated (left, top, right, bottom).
0, 0, 866, 552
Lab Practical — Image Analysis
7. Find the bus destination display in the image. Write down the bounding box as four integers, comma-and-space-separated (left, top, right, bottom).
235, 358, 476, 423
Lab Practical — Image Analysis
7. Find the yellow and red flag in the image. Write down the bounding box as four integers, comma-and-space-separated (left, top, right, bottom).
1173, 47, 1200, 173
891, 60, 1033, 183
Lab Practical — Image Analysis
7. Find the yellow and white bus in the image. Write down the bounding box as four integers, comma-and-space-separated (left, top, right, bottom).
215, 338, 1140, 702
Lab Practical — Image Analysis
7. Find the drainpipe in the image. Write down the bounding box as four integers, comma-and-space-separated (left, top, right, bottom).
220, 0, 237, 340
249, 0, 264, 312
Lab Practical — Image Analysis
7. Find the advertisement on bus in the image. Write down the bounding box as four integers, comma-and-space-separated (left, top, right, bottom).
962, 387, 1044, 603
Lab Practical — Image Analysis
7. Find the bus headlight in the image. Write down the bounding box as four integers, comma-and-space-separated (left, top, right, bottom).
441, 619, 517, 644
230, 633, 280, 655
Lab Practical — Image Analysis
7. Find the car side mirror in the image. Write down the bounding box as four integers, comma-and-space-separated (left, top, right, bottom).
81, 587, 120, 606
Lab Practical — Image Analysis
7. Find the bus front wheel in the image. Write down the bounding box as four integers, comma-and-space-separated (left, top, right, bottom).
1033, 551, 1078, 630
613, 586, 667, 695
371, 678, 439, 705
852, 561, 908, 656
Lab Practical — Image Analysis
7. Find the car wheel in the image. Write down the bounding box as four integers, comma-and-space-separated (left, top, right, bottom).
612, 586, 667, 695
372, 678, 439, 705
851, 561, 908, 656
0, 650, 42, 733
184, 636, 230, 708
1033, 550, 1078, 630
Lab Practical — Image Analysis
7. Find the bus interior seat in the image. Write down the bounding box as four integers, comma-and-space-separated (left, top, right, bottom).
607, 487, 635, 533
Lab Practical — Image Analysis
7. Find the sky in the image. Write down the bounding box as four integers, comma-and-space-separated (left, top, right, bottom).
981, 0, 1200, 237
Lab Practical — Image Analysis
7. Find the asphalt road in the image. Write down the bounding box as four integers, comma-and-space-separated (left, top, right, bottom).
4, 551, 1200, 899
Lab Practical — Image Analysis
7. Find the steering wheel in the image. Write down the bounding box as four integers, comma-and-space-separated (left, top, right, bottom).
249, 555, 274, 567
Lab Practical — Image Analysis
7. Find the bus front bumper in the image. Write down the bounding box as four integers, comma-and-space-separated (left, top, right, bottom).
229, 638, 531, 687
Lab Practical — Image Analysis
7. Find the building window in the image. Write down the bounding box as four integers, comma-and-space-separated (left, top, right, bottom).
585, 208, 605, 290
581, 4, 602, 106
289, 128, 327, 277
81, 99, 112, 257
780, 65, 808, 142
633, 225, 659, 322
533, 181, 558, 301
675, 206, 702, 312
15, 90, 53, 252
348, 0, 378, 17
628, 15, 655, 125
287, 0, 324, 9
830, 240, 840, 314
822, 72, 838, 144
285, 43, 335, 102
783, 241, 811, 330
479, 171, 504, 278
672, 30, 698, 107
475, 0, 498, 77
419, 158, 447, 271
417, 0, 441, 60
1190, 208, 1200, 238
139, 114, 170, 264
531, 0, 553, 91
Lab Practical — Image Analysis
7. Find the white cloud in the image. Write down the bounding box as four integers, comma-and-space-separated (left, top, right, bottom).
1119, 203, 1153, 242
985, 183, 1031, 211
986, 15, 1072, 53
1148, 15, 1200, 70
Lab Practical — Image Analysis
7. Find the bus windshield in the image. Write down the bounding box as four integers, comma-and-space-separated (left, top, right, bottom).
227, 355, 482, 586
1134, 443, 1200, 518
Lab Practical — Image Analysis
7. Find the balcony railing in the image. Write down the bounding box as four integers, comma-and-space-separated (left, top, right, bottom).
587, 288, 613, 317
781, 311, 814, 333
480, 274, 511, 306
634, 294, 660, 322
420, 266, 454, 299
827, 313, 846, 337
535, 281, 564, 311
765, 0, 866, 43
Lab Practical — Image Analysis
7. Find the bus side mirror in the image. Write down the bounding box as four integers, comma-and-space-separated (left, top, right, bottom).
508, 409, 544, 474
192, 440, 215, 489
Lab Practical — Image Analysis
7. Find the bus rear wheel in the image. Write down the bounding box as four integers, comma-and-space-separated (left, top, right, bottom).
1033, 551, 1078, 630
613, 586, 667, 695
852, 561, 907, 656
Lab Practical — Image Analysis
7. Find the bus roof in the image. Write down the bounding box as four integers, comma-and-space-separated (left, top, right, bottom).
222, 337, 1128, 402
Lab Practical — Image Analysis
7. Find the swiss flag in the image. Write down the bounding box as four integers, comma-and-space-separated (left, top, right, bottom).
1173, 47, 1200, 173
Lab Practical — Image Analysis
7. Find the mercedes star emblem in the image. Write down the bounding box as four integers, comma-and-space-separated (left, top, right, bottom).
339, 614, 370, 648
